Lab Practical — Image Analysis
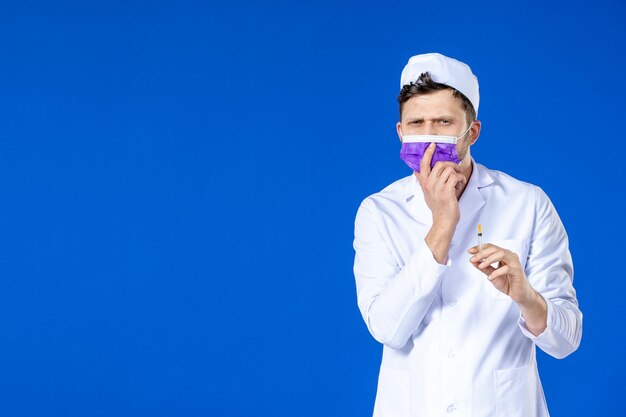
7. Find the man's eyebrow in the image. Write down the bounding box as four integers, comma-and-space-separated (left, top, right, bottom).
406, 115, 457, 121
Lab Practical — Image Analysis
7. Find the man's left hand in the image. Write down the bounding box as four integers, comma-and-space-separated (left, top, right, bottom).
468, 243, 547, 336
467, 243, 533, 304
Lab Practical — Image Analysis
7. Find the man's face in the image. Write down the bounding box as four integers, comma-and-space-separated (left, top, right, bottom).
396, 89, 478, 162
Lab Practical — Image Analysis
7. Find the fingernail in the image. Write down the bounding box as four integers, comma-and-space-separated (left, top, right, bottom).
429, 142, 435, 148
470, 256, 476, 262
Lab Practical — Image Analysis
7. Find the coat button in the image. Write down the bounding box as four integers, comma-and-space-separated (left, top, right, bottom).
448, 299, 457, 306
447, 404, 456, 413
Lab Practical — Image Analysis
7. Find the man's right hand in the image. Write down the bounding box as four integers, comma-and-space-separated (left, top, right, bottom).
415, 143, 467, 264
414, 142, 466, 227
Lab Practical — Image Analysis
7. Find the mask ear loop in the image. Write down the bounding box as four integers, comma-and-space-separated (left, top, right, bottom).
456, 121, 474, 140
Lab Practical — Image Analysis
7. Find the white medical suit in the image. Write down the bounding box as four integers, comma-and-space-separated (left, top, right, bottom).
352, 158, 582, 417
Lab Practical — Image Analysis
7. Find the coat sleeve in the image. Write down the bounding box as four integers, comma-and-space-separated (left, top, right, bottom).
517, 186, 583, 359
352, 198, 449, 350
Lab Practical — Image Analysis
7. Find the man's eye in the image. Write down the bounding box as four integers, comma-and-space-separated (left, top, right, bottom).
439, 119, 450, 124
409, 120, 422, 125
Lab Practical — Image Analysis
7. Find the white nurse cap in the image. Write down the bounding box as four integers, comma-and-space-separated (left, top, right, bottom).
400, 52, 480, 116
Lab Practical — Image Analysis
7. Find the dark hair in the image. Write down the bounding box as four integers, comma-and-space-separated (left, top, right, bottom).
397, 72, 476, 123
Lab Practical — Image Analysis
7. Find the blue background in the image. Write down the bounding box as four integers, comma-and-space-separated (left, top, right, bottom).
1, 1, 624, 415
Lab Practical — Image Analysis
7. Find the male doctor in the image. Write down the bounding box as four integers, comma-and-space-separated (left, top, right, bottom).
352, 53, 582, 417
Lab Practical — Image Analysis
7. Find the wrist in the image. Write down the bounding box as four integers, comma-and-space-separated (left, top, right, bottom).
425, 220, 456, 265
431, 217, 457, 235
518, 289, 548, 336
517, 287, 542, 309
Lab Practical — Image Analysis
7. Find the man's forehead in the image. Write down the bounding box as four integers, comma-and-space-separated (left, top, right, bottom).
403, 91, 465, 115
405, 90, 457, 105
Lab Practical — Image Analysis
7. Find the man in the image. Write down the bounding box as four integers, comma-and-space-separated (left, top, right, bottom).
352, 53, 582, 417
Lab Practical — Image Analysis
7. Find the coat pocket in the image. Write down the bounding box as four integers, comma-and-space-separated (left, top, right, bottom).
372, 366, 410, 417
485, 238, 530, 301
494, 365, 538, 417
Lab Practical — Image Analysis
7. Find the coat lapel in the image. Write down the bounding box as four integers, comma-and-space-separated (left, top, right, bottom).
458, 158, 494, 225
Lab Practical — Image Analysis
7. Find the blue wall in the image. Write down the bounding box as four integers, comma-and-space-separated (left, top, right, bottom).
0, 1, 623, 415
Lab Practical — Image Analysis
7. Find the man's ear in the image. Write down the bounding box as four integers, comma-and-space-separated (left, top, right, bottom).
469, 120, 481, 145
396, 121, 403, 143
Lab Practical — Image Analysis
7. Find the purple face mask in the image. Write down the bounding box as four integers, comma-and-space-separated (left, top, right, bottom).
399, 124, 472, 173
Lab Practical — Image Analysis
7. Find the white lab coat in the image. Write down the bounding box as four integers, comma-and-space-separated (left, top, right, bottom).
353, 158, 582, 417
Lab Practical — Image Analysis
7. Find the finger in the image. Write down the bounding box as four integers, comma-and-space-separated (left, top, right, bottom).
478, 250, 509, 269
450, 173, 467, 189
431, 161, 463, 177
439, 167, 462, 185
471, 260, 496, 276
469, 245, 499, 262
470, 254, 496, 270
435, 166, 458, 188
429, 160, 449, 180
420, 143, 436, 176
447, 173, 466, 195
488, 265, 511, 281
435, 168, 466, 193
468, 243, 491, 254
